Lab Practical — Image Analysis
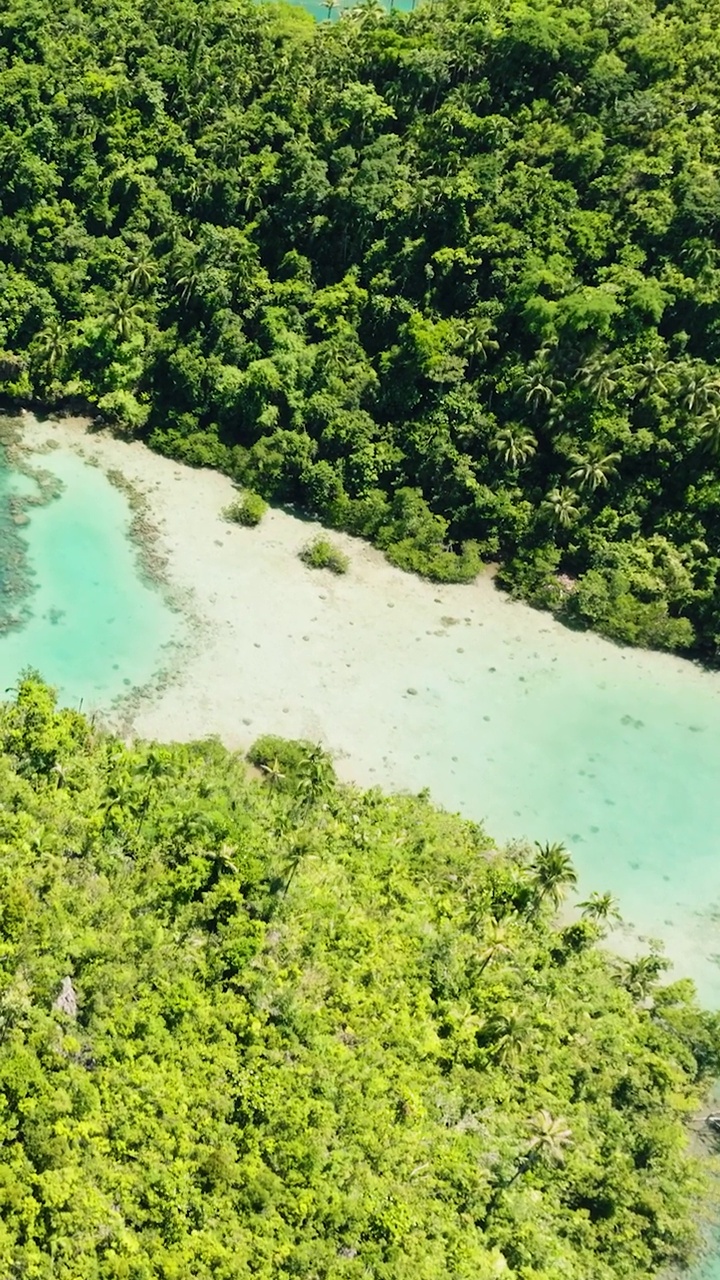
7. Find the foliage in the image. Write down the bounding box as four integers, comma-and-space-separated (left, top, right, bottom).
0, 675, 717, 1278
223, 490, 268, 527
3, 0, 720, 653
299, 534, 350, 573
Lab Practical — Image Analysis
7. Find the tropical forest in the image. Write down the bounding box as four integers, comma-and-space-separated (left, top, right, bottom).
2, 0, 720, 654
0, 674, 717, 1279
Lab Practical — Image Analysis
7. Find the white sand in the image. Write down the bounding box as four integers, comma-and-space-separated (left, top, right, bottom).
18, 415, 720, 998
20, 415, 535, 780
21, 414, 713, 790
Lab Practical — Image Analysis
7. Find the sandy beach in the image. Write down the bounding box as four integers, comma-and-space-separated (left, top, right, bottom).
18, 413, 569, 778
14, 413, 720, 997
20, 412, 718, 785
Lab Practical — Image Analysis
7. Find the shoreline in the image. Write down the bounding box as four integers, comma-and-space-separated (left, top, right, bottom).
13, 414, 720, 1272
15, 413, 720, 1004
19, 412, 720, 758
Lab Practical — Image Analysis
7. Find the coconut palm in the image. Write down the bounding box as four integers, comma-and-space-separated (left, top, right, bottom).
99, 780, 129, 831
446, 998, 484, 1063
568, 447, 621, 492
260, 756, 286, 787
681, 238, 719, 277
492, 425, 537, 470
551, 73, 584, 110
477, 919, 513, 973
525, 1110, 573, 1165
698, 403, 720, 456
541, 486, 579, 529
458, 314, 499, 368
488, 1004, 534, 1068
578, 890, 622, 928
133, 749, 173, 832
530, 841, 577, 910
486, 1108, 572, 1214
36, 319, 67, 375
519, 352, 565, 413
576, 354, 620, 402
127, 254, 156, 294
106, 292, 142, 343
633, 354, 670, 399
295, 747, 334, 808
621, 952, 669, 1003
680, 368, 720, 416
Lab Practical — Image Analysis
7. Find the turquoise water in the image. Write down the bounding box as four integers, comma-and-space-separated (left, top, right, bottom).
0, 446, 180, 710
396, 635, 720, 1000
268, 0, 416, 22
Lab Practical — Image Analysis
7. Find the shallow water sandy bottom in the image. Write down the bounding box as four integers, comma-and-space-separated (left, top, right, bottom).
9, 416, 720, 1007
0, 444, 180, 712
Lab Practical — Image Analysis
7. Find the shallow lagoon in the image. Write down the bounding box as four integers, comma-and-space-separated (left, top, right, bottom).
0, 445, 180, 714
5, 430, 720, 1006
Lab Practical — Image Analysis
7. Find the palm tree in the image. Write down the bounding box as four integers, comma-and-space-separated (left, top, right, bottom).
525, 1110, 573, 1166
519, 352, 565, 413
568, 447, 621, 492
260, 757, 286, 787
576, 354, 619, 402
633, 354, 670, 399
541, 486, 579, 529
698, 403, 720, 456
530, 841, 577, 910
492, 425, 537, 470
99, 780, 129, 831
171, 251, 201, 304
457, 314, 499, 368
680, 368, 720, 416
36, 319, 67, 376
133, 749, 173, 832
127, 254, 156, 294
578, 890, 622, 928
486, 1110, 573, 1219
106, 292, 142, 343
620, 952, 669, 1003
551, 73, 584, 111
445, 999, 484, 1063
488, 1004, 534, 1068
295, 747, 334, 808
477, 919, 513, 973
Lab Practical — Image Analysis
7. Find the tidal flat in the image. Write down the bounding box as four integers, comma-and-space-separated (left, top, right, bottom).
8, 413, 720, 1003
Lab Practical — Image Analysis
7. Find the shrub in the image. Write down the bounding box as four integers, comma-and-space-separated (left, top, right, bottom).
247, 734, 336, 793
223, 491, 268, 527
299, 536, 349, 574
385, 538, 482, 583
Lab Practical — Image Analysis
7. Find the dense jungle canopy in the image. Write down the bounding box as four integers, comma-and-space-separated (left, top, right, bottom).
3, 0, 720, 652
0, 675, 718, 1278
4, 0, 720, 651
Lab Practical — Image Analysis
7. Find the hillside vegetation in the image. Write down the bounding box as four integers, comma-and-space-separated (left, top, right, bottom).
0, 675, 718, 1277
3, 0, 720, 652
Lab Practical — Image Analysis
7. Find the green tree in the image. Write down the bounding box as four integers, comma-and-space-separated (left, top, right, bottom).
530, 841, 578, 910
542, 486, 580, 528
568, 447, 621, 492
492, 425, 537, 470
579, 890, 622, 928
